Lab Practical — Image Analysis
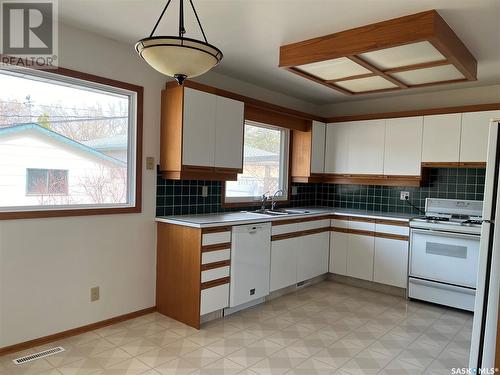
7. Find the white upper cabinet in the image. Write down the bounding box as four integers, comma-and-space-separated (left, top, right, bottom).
310, 121, 326, 174
384, 116, 423, 175
214, 96, 244, 169
182, 88, 244, 170
325, 122, 350, 174
422, 113, 462, 163
182, 88, 216, 167
347, 119, 386, 174
461, 110, 500, 163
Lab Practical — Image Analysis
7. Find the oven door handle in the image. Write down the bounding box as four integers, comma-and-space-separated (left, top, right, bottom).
410, 228, 480, 240
410, 277, 476, 295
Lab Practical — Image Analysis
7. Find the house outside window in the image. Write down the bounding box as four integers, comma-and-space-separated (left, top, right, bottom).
26, 169, 69, 196
225, 121, 289, 204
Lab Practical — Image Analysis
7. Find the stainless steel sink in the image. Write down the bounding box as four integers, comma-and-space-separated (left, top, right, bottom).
251, 208, 311, 216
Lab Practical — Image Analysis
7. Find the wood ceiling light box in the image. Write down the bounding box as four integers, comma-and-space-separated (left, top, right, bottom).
279, 10, 477, 95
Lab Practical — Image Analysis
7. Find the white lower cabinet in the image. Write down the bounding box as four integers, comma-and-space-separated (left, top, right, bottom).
329, 231, 349, 275
346, 234, 375, 281
270, 237, 298, 292
373, 237, 408, 288
200, 284, 229, 315
297, 232, 329, 282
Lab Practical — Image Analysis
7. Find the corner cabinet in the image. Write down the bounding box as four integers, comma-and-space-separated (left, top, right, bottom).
291, 121, 326, 182
160, 83, 244, 180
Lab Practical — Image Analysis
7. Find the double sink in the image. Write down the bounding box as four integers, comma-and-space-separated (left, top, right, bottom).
251, 208, 311, 216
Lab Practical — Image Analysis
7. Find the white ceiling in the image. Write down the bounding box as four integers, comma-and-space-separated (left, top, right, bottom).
59, 0, 500, 105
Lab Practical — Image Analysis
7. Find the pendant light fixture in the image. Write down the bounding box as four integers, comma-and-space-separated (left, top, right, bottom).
135, 0, 223, 85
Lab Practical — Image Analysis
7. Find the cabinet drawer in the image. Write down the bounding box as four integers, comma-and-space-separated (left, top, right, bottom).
331, 219, 349, 229
272, 223, 298, 236
200, 283, 229, 315
375, 224, 409, 236
201, 266, 230, 283
349, 220, 375, 232
202, 249, 230, 264
298, 219, 330, 231
202, 231, 231, 246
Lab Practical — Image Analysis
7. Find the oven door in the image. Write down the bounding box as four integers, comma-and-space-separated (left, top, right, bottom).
410, 228, 480, 288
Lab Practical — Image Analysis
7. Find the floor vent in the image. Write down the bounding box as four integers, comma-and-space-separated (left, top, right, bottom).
13, 347, 65, 365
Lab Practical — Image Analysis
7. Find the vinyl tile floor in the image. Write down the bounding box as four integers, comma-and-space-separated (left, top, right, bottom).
0, 281, 473, 375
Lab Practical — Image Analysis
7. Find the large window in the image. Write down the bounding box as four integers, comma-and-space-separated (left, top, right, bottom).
225, 121, 289, 204
0, 66, 142, 218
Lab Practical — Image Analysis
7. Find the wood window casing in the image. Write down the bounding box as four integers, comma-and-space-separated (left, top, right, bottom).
0, 65, 143, 220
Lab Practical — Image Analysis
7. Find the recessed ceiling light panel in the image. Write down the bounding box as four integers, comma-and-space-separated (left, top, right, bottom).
296, 57, 371, 81
335, 76, 398, 92
390, 64, 465, 85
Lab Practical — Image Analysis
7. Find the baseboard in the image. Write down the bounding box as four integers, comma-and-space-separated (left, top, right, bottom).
0, 306, 156, 356
328, 273, 406, 298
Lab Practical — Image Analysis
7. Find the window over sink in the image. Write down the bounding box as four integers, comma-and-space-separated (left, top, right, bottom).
224, 121, 289, 205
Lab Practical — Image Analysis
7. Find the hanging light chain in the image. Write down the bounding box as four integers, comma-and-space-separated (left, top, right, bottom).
149, 0, 172, 38
189, 0, 208, 43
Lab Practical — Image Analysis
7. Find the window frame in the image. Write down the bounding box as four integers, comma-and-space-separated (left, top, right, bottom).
26, 168, 69, 196
0, 65, 143, 220
223, 121, 291, 207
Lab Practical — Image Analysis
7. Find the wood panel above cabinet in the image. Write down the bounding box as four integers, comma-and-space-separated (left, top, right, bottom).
291, 121, 326, 183
159, 83, 244, 181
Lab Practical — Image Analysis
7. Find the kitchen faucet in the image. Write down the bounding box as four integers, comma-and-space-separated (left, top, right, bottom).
271, 189, 285, 210
260, 192, 269, 211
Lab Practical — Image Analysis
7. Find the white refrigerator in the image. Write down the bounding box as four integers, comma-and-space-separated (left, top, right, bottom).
470, 119, 500, 369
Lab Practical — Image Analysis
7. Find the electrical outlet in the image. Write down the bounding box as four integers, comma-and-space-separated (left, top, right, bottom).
400, 191, 410, 201
90, 287, 100, 302
291, 186, 298, 196
146, 156, 155, 170
201, 186, 208, 197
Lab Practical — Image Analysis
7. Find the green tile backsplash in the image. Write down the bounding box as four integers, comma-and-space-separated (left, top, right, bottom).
156, 167, 485, 217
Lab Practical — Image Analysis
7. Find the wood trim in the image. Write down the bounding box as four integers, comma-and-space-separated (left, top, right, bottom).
383, 60, 449, 74
331, 215, 351, 221
271, 226, 331, 241
156, 223, 201, 329
160, 86, 184, 173
327, 103, 500, 123
173, 80, 324, 122
202, 226, 232, 234
271, 215, 331, 225
326, 72, 376, 83
0, 67, 143, 220
347, 228, 375, 237
286, 67, 354, 96
321, 174, 422, 187
201, 243, 232, 253
348, 55, 408, 89
374, 232, 409, 241
245, 104, 311, 131
331, 226, 350, 233
375, 219, 409, 227
0, 307, 155, 356
161, 166, 239, 181
422, 162, 487, 168
348, 216, 375, 223
201, 276, 230, 290
201, 259, 231, 271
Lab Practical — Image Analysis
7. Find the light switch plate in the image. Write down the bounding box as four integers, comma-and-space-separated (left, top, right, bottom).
291, 186, 298, 196
400, 191, 410, 200
201, 186, 208, 197
146, 157, 155, 170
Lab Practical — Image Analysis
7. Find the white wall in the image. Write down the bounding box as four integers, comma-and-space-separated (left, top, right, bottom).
0, 23, 164, 348
319, 84, 500, 117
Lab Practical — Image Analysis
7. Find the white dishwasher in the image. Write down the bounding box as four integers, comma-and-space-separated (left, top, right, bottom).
230, 222, 271, 307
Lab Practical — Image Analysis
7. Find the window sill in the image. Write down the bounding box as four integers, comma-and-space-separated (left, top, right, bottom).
0, 205, 141, 220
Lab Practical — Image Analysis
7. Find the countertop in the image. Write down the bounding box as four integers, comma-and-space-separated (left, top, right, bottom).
155, 207, 415, 228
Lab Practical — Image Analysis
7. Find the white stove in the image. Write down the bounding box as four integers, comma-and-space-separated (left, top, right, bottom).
408, 198, 483, 311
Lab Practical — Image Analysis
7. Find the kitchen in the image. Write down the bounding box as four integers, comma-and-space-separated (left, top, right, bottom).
0, 1, 499, 375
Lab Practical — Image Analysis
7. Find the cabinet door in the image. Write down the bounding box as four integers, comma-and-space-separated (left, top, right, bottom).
348, 119, 386, 174
329, 231, 348, 275
325, 123, 350, 174
214, 96, 244, 169
311, 121, 326, 174
182, 88, 216, 167
373, 237, 408, 288
422, 113, 461, 163
297, 231, 329, 282
461, 111, 500, 163
384, 117, 423, 175
346, 234, 374, 281
270, 238, 297, 292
